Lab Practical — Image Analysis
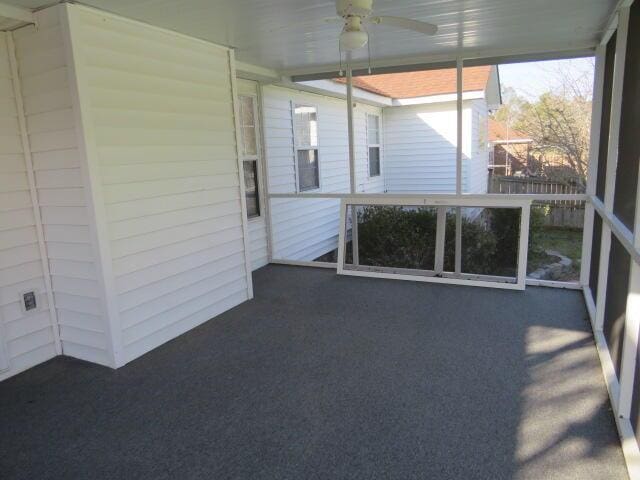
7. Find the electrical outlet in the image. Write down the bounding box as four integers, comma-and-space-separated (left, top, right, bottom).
19, 290, 39, 314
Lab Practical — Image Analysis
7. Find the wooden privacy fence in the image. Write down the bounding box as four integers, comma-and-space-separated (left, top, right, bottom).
489, 176, 585, 228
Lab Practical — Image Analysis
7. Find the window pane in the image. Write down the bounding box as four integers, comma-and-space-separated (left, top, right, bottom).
241, 125, 257, 156
367, 115, 379, 144
294, 105, 318, 147
243, 160, 260, 218
240, 96, 255, 127
369, 147, 380, 176
297, 149, 319, 191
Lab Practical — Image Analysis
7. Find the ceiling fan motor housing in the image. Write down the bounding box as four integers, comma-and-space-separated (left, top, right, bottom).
336, 0, 373, 18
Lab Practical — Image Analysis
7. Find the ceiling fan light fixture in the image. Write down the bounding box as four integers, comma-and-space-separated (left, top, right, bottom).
339, 28, 368, 51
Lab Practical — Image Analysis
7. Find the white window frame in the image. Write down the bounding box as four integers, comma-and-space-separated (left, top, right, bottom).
366, 113, 381, 178
292, 102, 321, 193
337, 195, 532, 290
239, 94, 263, 220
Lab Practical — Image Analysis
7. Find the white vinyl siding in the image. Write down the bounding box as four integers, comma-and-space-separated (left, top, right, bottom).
382, 99, 487, 194
263, 85, 382, 261
67, 5, 250, 364
12, 6, 111, 367
467, 99, 490, 194
0, 31, 58, 380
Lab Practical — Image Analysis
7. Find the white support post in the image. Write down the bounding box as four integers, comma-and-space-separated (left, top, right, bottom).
455, 207, 462, 274
455, 59, 464, 274
229, 50, 254, 299
517, 204, 531, 289
257, 83, 274, 263
595, 5, 629, 331
618, 262, 640, 419
6, 32, 62, 355
346, 55, 359, 265
434, 207, 447, 274
456, 58, 463, 195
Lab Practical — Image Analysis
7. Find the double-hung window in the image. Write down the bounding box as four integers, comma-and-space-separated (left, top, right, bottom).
239, 95, 260, 218
293, 105, 320, 192
367, 114, 381, 177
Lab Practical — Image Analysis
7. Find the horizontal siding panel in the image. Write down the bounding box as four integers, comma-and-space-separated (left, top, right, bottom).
120, 265, 246, 329
51, 275, 100, 298
112, 228, 244, 277
118, 252, 245, 313
29, 128, 77, 153
7, 326, 53, 358
123, 289, 246, 363
54, 292, 101, 316
100, 161, 237, 185
102, 174, 238, 204
0, 243, 40, 269
0, 190, 32, 212
0, 343, 56, 382
97, 145, 236, 167
43, 224, 91, 244
0, 226, 37, 250
108, 201, 239, 241
61, 341, 110, 366
47, 242, 94, 262
111, 214, 240, 259
39, 206, 89, 226
3, 310, 51, 341
27, 108, 75, 134
38, 187, 86, 207
0, 172, 28, 193
57, 309, 104, 332
0, 278, 46, 308
49, 259, 96, 280
35, 168, 83, 188
59, 325, 107, 350
32, 148, 81, 171
115, 243, 245, 295
122, 277, 247, 344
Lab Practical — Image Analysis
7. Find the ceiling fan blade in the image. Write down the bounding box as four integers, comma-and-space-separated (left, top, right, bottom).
369, 16, 438, 35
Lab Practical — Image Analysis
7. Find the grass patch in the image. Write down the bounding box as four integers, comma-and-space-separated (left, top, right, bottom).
527, 227, 583, 280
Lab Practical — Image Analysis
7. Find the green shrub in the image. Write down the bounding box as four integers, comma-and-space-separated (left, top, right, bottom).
354, 205, 542, 276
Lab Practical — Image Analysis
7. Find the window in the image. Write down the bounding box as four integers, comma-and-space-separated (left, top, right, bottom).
367, 114, 381, 177
239, 95, 260, 218
294, 105, 319, 191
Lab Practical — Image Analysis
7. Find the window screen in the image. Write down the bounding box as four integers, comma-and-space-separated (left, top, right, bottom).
239, 96, 257, 157
596, 33, 616, 201
297, 150, 319, 191
243, 160, 260, 218
369, 147, 380, 177
294, 105, 320, 191
613, 1, 640, 232
367, 114, 381, 177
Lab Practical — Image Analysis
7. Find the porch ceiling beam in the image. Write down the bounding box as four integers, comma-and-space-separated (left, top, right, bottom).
0, 2, 34, 25
287, 42, 596, 82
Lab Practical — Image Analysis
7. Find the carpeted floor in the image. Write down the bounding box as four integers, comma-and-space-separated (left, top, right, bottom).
0, 265, 628, 479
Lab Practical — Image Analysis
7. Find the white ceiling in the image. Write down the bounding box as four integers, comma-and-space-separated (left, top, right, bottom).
5, 0, 617, 75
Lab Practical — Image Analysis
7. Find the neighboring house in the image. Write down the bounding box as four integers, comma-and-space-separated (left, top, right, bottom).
257, 66, 501, 262
488, 118, 533, 176
339, 66, 501, 194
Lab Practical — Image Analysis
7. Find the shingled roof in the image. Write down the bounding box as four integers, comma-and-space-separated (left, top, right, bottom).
488, 118, 532, 143
335, 66, 493, 99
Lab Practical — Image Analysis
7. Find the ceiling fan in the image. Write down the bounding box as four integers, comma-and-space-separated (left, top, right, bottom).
332, 0, 438, 52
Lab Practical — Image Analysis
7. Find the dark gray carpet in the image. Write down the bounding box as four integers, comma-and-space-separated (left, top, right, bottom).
0, 265, 628, 479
